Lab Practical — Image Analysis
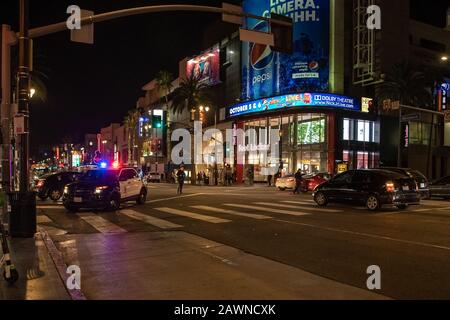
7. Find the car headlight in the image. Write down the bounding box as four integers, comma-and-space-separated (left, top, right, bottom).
63, 186, 69, 194
95, 186, 109, 194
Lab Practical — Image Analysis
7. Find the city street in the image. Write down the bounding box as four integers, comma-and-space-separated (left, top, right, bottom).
35, 184, 450, 300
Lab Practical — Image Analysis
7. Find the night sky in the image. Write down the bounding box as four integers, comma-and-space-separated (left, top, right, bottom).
0, 0, 449, 157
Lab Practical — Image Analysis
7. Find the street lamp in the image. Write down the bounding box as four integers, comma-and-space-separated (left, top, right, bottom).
29, 88, 36, 98
441, 55, 449, 62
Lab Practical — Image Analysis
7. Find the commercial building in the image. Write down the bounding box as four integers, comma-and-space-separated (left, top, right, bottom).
136, 0, 449, 184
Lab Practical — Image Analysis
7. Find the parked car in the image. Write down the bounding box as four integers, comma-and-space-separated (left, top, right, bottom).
62, 167, 147, 212
301, 172, 331, 192
381, 167, 429, 199
146, 172, 162, 183
429, 176, 450, 199
275, 174, 296, 191
36, 171, 82, 201
313, 169, 421, 211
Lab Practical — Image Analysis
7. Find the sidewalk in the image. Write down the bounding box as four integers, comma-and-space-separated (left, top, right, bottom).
0, 233, 70, 300
51, 231, 388, 300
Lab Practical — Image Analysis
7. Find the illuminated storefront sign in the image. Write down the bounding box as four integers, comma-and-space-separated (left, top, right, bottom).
228, 93, 360, 118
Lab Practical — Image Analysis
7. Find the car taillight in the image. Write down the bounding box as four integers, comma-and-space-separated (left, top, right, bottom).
37, 180, 44, 188
386, 181, 395, 193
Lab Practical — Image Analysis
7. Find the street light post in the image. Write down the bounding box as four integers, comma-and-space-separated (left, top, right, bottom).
18, 0, 30, 192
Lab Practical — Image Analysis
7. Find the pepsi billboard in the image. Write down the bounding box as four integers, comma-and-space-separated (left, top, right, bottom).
242, 0, 330, 100
228, 93, 360, 118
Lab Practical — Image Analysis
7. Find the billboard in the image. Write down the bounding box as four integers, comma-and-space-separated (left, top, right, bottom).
186, 45, 221, 86
242, 0, 330, 100
228, 93, 360, 118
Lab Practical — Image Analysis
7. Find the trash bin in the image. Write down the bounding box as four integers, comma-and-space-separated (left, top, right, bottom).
8, 192, 37, 238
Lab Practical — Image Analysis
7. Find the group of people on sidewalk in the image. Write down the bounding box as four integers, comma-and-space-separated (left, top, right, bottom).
175, 165, 305, 196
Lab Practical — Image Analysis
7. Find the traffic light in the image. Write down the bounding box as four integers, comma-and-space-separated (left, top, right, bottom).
270, 14, 293, 54
152, 115, 162, 129
157, 139, 162, 152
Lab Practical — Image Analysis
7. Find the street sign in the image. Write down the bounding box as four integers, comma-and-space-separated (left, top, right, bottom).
222, 3, 243, 25
70, 9, 94, 44
444, 110, 450, 123
401, 113, 421, 122
14, 114, 25, 135
239, 28, 274, 46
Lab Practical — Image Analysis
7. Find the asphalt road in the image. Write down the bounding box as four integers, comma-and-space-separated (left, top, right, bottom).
37, 183, 450, 299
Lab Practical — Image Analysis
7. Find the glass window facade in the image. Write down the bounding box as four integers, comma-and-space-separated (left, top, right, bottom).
343, 118, 379, 143
243, 113, 329, 181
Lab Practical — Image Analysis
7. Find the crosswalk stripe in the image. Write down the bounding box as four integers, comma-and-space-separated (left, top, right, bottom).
37, 215, 53, 223
223, 204, 310, 217
120, 209, 182, 229
191, 206, 272, 220
78, 214, 127, 234
155, 207, 231, 224
263, 202, 343, 213
37, 205, 61, 209
280, 200, 314, 206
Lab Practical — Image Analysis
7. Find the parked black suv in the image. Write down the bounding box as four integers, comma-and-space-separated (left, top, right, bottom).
313, 169, 421, 211
381, 167, 430, 199
63, 168, 147, 212
36, 171, 82, 201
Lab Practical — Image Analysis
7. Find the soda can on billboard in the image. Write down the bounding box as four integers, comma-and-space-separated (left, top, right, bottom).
243, 19, 279, 100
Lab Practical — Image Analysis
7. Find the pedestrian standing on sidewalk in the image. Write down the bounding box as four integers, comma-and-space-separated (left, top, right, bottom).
293, 169, 303, 195
177, 166, 186, 195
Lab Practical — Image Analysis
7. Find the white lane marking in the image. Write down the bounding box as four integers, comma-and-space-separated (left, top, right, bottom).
37, 215, 53, 223
224, 204, 310, 217
422, 200, 450, 206
120, 209, 182, 229
274, 219, 450, 251
191, 206, 272, 220
438, 206, 450, 212
412, 208, 434, 213
155, 207, 231, 224
78, 214, 127, 234
272, 202, 343, 213
146, 193, 204, 203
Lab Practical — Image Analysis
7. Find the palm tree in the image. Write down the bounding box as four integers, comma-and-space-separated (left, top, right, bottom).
378, 61, 431, 107
171, 74, 211, 184
124, 109, 140, 165
171, 73, 210, 114
155, 70, 174, 110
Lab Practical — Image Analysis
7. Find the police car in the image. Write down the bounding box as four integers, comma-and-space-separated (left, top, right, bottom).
62, 162, 147, 212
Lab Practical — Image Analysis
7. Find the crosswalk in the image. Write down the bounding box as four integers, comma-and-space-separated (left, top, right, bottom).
37, 200, 324, 234
36, 199, 450, 235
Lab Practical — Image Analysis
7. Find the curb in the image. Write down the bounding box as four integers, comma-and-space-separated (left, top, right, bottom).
38, 227, 87, 300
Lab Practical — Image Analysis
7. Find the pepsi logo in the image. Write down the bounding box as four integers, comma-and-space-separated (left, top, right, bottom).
309, 61, 320, 71
251, 43, 274, 70
249, 21, 274, 70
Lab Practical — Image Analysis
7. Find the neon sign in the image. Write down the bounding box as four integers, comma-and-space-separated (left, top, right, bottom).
228, 93, 360, 118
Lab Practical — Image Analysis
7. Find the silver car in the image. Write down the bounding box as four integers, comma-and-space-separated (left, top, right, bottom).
275, 174, 296, 191
429, 176, 450, 199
